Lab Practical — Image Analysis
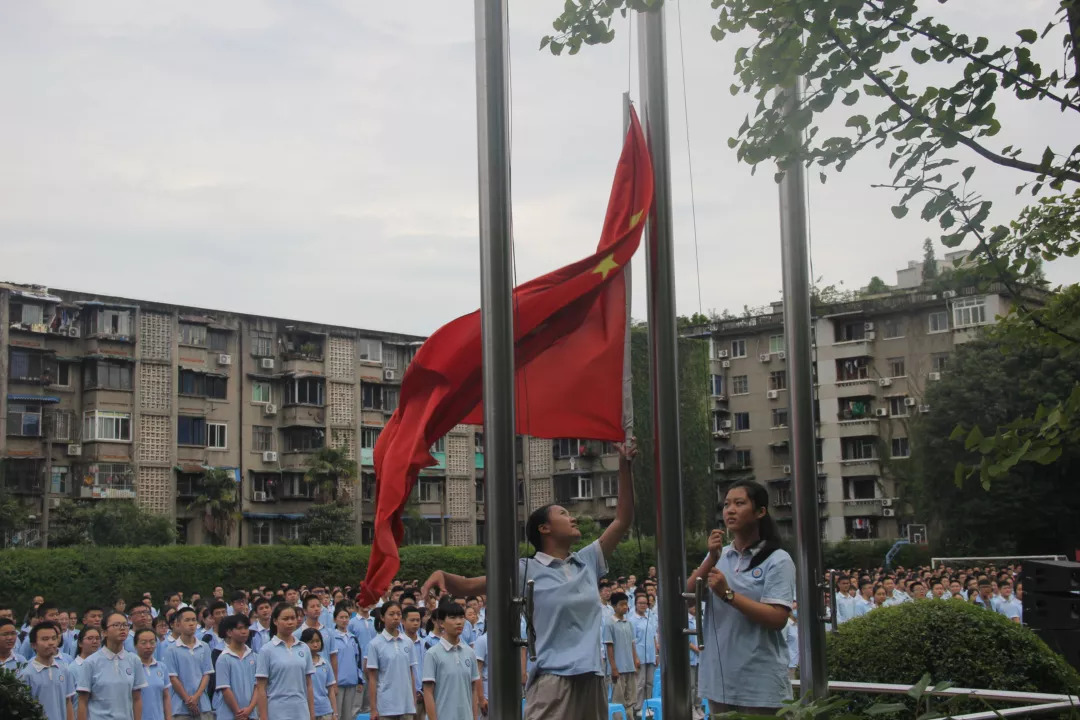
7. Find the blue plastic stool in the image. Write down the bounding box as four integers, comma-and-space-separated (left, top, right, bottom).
652, 667, 662, 698
608, 703, 628, 719
643, 697, 663, 719
354, 714, 370, 720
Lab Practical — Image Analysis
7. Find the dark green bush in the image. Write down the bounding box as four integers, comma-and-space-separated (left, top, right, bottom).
0, 668, 46, 720
827, 600, 1080, 712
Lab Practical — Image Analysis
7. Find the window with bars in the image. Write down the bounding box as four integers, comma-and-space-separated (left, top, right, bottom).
177, 416, 207, 446
84, 361, 133, 391
253, 426, 273, 452
53, 410, 74, 442
768, 371, 787, 391
285, 377, 324, 406
8, 350, 53, 382
887, 357, 906, 378
83, 411, 131, 442
10, 302, 45, 325
732, 375, 749, 395
771, 408, 789, 428
250, 332, 274, 357
208, 330, 230, 352
361, 426, 381, 449
283, 428, 325, 452
931, 353, 950, 372
383, 388, 399, 412
7, 404, 42, 437
179, 323, 207, 346
383, 346, 400, 369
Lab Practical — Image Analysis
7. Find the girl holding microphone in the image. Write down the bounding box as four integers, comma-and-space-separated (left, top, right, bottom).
687, 480, 795, 715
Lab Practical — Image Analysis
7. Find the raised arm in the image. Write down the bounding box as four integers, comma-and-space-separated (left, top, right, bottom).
420, 572, 487, 601
599, 438, 637, 559
687, 530, 724, 595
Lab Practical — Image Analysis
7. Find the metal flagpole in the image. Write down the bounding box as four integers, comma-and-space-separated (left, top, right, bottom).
622, 91, 634, 438
473, 0, 521, 717
777, 76, 829, 700
638, 6, 693, 718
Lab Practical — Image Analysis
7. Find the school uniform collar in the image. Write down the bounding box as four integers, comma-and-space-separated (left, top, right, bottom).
438, 637, 465, 652
101, 646, 130, 660
725, 540, 764, 558
380, 629, 402, 643
221, 644, 253, 660
269, 635, 299, 648
534, 549, 584, 567
173, 636, 206, 650
613, 615, 629, 623
30, 657, 61, 671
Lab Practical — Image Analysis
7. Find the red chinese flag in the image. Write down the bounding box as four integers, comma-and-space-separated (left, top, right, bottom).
358, 108, 653, 605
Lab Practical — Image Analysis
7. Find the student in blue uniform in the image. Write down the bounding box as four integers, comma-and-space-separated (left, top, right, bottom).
295, 594, 338, 678
213, 615, 258, 720
163, 607, 214, 719
629, 592, 659, 711
76, 611, 147, 720
422, 440, 637, 720
132, 628, 171, 720
365, 601, 417, 719
18, 602, 63, 660
602, 592, 638, 715
123, 606, 154, 656
332, 604, 362, 720
301, 629, 338, 720
422, 603, 480, 720
402, 606, 428, 719
687, 480, 796, 714
255, 603, 316, 720
0, 617, 22, 672
68, 626, 102, 719
249, 599, 273, 654
16, 621, 76, 720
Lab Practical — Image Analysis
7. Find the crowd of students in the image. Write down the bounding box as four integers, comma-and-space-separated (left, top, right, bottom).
0, 450, 1026, 720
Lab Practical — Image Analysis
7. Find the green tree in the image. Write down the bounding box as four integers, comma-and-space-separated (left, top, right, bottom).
543, 0, 1080, 483
297, 502, 356, 545
864, 276, 889, 294
906, 287, 1080, 554
921, 238, 938, 281
190, 468, 240, 545
305, 446, 359, 505
629, 323, 712, 538
47, 501, 175, 548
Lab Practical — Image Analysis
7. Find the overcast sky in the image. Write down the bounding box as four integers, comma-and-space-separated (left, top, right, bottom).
1, 0, 1076, 336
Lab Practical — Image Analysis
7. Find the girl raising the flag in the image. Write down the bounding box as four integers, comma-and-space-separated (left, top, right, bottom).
421, 438, 636, 720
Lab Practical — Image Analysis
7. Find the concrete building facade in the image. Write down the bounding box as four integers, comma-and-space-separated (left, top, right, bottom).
1, 283, 622, 548
691, 277, 1029, 544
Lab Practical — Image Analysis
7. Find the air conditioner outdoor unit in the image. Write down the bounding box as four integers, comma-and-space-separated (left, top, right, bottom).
260, 358, 275, 370
718, 350, 729, 358
767, 390, 779, 399
218, 354, 232, 366
262, 451, 278, 463
49, 497, 62, 508
383, 369, 396, 381
865, 331, 877, 341
883, 508, 896, 517
253, 491, 269, 502
264, 404, 277, 416
721, 420, 732, 429
783, 465, 792, 474
67, 326, 81, 338
777, 351, 786, 360
879, 377, 892, 387
721, 360, 731, 369
759, 353, 771, 363
715, 462, 726, 471
864, 322, 875, 331
919, 404, 931, 413
875, 408, 889, 417
928, 372, 941, 381
66, 444, 82, 456
605, 497, 618, 508
904, 397, 918, 407
943, 290, 957, 299
882, 498, 893, 507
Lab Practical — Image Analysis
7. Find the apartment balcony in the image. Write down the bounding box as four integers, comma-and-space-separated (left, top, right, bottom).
281, 404, 326, 427
281, 357, 325, 377
831, 340, 874, 359
837, 418, 881, 438
839, 458, 880, 475
279, 451, 317, 472
79, 483, 136, 500
835, 378, 875, 397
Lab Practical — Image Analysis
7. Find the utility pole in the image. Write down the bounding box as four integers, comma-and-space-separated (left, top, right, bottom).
40, 407, 53, 549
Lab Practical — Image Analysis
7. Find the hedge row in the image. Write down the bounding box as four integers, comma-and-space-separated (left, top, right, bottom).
0, 536, 927, 612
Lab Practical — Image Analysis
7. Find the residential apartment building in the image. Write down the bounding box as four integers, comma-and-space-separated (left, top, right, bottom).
0, 283, 622, 548
689, 273, 1032, 544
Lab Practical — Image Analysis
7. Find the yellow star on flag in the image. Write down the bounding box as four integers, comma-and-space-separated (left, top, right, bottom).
592, 253, 620, 280
629, 209, 644, 229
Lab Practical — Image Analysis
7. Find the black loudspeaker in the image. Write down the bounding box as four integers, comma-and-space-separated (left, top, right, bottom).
1033, 629, 1080, 671
1021, 560, 1080, 631
1022, 560, 1080, 593
1023, 592, 1080, 629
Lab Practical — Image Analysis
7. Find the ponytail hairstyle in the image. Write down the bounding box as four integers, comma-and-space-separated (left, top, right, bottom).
268, 603, 297, 639
76, 626, 102, 656
725, 479, 782, 571
525, 504, 555, 554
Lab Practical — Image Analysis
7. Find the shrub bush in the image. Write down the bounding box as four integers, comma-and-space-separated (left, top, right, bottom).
826, 600, 1080, 712
0, 668, 46, 720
